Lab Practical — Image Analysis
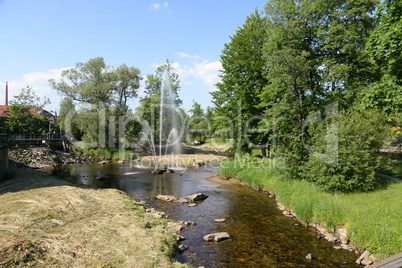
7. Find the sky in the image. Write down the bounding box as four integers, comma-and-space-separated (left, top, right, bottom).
0, 0, 268, 113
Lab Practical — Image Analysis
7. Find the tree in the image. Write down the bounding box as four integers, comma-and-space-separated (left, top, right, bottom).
362, 0, 402, 120
10, 86, 50, 109
211, 10, 269, 155
5, 86, 51, 135
187, 101, 209, 144
50, 57, 141, 109
5, 105, 49, 134
136, 60, 182, 146
260, 0, 380, 180
112, 63, 142, 114
50, 57, 142, 148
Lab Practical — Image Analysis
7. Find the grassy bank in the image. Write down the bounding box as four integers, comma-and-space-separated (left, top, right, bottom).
76, 147, 135, 161
219, 158, 402, 259
0, 168, 185, 267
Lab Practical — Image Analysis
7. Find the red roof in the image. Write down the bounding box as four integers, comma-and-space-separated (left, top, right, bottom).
0, 105, 39, 117
0, 105, 9, 117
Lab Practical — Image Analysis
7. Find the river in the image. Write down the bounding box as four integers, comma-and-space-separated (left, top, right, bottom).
74, 162, 362, 268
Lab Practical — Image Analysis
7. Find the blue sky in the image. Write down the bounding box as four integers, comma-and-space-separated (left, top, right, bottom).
0, 0, 267, 113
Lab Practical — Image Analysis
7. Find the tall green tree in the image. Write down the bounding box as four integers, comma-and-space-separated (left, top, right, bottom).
362, 0, 402, 120
211, 10, 269, 155
50, 57, 142, 147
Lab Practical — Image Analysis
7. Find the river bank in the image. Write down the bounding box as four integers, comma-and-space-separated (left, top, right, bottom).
218, 158, 402, 266
0, 168, 186, 267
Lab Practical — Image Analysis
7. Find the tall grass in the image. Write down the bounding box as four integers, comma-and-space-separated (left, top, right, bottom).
219, 158, 402, 258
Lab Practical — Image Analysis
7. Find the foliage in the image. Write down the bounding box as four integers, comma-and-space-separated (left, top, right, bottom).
50, 58, 143, 148
136, 60, 182, 145
186, 101, 209, 144
10, 86, 50, 109
4, 105, 49, 134
363, 0, 402, 120
303, 109, 390, 192
211, 10, 269, 155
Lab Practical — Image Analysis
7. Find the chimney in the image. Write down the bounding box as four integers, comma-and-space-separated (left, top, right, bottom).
5, 82, 8, 106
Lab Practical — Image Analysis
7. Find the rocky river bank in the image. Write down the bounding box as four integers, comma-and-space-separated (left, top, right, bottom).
8, 146, 100, 169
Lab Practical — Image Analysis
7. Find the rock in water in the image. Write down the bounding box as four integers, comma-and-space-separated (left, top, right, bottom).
305, 253, 313, 260
156, 195, 177, 202
203, 232, 231, 242
178, 244, 187, 253
214, 219, 226, 223
188, 193, 208, 202
93, 171, 108, 180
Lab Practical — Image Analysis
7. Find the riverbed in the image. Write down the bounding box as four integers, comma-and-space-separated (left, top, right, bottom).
74, 162, 362, 267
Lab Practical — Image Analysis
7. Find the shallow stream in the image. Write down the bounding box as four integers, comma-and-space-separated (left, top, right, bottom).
74, 163, 362, 267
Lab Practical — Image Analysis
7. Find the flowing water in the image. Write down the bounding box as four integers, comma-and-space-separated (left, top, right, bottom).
74, 163, 362, 268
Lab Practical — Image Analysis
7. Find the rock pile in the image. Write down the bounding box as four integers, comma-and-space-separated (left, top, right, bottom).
9, 147, 98, 169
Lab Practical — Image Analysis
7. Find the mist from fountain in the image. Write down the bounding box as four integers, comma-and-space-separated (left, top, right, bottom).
142, 69, 182, 171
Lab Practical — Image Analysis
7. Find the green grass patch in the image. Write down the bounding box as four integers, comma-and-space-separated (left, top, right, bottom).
219, 158, 402, 258
77, 148, 135, 161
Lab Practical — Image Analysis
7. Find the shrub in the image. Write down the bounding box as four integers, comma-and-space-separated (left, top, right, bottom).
303, 109, 390, 192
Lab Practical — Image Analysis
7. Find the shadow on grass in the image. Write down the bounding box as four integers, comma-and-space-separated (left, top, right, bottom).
0, 166, 88, 195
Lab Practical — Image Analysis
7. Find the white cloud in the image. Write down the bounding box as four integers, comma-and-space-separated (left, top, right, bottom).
152, 3, 161, 9
151, 2, 168, 10
150, 59, 222, 91
193, 60, 222, 91
176, 52, 200, 59
0, 67, 70, 111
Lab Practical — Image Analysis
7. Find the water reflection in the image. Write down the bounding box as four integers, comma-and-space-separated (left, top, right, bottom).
74, 163, 361, 267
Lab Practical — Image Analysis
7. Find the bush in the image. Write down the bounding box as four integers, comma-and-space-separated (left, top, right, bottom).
303, 109, 389, 192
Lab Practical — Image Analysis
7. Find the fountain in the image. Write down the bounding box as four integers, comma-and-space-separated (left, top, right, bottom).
142, 69, 182, 174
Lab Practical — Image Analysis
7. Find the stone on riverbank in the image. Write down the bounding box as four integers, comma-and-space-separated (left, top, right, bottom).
156, 195, 177, 202
188, 193, 208, 202
203, 232, 231, 242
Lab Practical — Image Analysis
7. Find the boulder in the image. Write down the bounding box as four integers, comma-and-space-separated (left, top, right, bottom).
324, 233, 339, 243
305, 253, 313, 260
188, 203, 197, 207
214, 219, 226, 223
176, 198, 189, 203
203, 232, 231, 242
356, 250, 372, 265
178, 244, 187, 253
94, 171, 108, 180
98, 160, 109, 165
177, 235, 186, 241
188, 193, 208, 202
117, 160, 125, 164
156, 195, 177, 202
153, 211, 166, 218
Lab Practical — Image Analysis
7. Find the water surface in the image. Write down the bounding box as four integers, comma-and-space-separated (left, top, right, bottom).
74, 163, 362, 267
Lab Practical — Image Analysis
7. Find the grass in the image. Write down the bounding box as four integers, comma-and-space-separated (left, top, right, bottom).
219, 158, 402, 259
0, 168, 186, 267
77, 147, 135, 161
